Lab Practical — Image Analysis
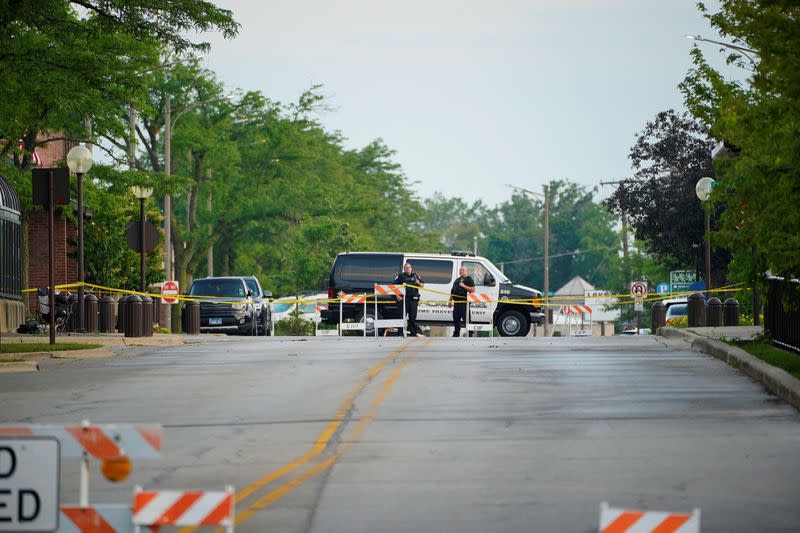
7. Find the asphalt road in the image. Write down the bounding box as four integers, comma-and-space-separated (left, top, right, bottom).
1, 334, 799, 532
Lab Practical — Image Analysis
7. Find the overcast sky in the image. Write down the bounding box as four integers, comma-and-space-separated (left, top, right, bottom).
199, 0, 730, 206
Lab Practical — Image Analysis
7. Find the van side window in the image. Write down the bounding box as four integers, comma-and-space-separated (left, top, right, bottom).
337, 255, 403, 283
408, 259, 453, 284
462, 261, 490, 285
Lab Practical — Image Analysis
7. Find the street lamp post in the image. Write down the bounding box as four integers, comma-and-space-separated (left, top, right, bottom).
132, 186, 154, 292
685, 34, 757, 67
163, 93, 235, 323
695, 177, 716, 291
66, 144, 93, 332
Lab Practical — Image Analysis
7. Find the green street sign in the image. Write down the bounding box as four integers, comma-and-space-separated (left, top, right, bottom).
670, 270, 696, 294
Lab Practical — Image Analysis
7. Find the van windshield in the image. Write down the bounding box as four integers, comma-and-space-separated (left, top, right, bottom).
190, 279, 246, 298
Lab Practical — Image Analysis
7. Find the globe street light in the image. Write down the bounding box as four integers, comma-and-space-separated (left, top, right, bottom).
132, 186, 154, 293
66, 144, 93, 332
695, 177, 716, 290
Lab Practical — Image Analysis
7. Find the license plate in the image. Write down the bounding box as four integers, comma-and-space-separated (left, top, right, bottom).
209, 318, 222, 325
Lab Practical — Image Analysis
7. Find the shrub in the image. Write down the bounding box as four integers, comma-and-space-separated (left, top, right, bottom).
668, 316, 688, 328
275, 307, 316, 336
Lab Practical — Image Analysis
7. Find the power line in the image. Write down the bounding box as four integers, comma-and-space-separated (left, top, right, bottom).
499, 246, 617, 266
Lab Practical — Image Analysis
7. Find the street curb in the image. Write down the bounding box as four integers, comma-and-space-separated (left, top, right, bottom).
662, 328, 800, 411
0, 361, 39, 373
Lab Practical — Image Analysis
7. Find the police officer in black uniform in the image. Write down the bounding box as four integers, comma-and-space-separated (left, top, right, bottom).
448, 265, 475, 337
394, 262, 425, 337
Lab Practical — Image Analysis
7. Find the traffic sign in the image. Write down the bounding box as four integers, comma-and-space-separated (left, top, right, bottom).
0, 437, 60, 532
670, 270, 696, 294
656, 283, 669, 294
634, 300, 644, 312
161, 281, 179, 305
125, 221, 160, 253
630, 281, 648, 296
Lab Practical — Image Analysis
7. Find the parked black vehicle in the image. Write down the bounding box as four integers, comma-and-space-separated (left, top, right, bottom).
242, 275, 273, 336
183, 277, 258, 335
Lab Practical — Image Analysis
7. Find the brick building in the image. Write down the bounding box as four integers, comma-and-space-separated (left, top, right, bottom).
23, 136, 81, 314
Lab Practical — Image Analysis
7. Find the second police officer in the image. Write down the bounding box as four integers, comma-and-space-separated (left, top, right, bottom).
394, 262, 425, 337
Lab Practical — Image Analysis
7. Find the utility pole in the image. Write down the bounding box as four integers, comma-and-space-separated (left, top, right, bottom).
542, 184, 550, 337
163, 94, 173, 332
599, 179, 632, 264
505, 183, 552, 336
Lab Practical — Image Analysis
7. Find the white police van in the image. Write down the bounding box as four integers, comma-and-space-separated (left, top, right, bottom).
320, 251, 545, 337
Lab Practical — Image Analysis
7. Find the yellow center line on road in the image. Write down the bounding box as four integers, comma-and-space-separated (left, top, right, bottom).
234, 338, 430, 527
177, 338, 419, 533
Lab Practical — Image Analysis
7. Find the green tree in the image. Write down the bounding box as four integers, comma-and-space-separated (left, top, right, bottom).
604, 110, 730, 284
680, 1, 800, 282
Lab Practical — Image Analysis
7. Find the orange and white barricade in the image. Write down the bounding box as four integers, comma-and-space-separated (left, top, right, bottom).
559, 304, 593, 336
1, 421, 162, 508
133, 486, 235, 533
465, 292, 494, 337
338, 292, 368, 337
373, 284, 406, 337
0, 423, 162, 459
599, 502, 700, 533
59, 505, 133, 533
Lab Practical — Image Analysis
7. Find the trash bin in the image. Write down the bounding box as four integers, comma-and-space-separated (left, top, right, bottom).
99, 295, 116, 333
124, 295, 143, 338
688, 292, 706, 327
67, 293, 79, 332
724, 298, 740, 326
141, 295, 154, 337
116, 295, 129, 333
183, 300, 200, 335
706, 297, 722, 327
651, 301, 666, 330
83, 293, 99, 332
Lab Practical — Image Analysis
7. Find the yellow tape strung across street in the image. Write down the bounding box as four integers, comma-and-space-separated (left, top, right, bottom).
21, 281, 749, 308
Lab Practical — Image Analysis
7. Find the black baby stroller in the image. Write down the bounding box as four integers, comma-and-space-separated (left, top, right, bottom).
37, 287, 72, 334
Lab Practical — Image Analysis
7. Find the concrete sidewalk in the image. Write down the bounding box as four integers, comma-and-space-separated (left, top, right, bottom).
0, 333, 187, 372
662, 325, 800, 411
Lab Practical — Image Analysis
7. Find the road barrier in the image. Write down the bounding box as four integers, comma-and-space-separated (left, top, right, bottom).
599, 502, 700, 533
59, 505, 133, 533
133, 486, 235, 533
374, 284, 406, 337
558, 304, 593, 336
464, 293, 494, 337
339, 293, 368, 336
706, 297, 722, 327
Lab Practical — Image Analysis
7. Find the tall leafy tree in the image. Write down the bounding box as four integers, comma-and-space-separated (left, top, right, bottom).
680, 1, 800, 282
604, 110, 730, 284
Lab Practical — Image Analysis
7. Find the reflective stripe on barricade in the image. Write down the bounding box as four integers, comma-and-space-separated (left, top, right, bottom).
599, 502, 700, 533
374, 284, 405, 337
133, 486, 235, 532
467, 292, 492, 303
562, 305, 592, 314
0, 424, 162, 459
58, 505, 134, 533
338, 293, 367, 337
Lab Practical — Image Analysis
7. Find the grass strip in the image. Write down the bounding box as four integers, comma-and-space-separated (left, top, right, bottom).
0, 342, 102, 354
726, 338, 800, 380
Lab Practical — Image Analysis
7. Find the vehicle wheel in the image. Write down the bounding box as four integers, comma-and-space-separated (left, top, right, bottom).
497, 310, 529, 337
354, 310, 377, 336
